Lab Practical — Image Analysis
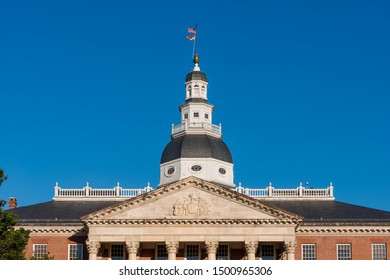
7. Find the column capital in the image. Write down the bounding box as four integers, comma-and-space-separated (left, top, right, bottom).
126, 241, 140, 254
205, 241, 219, 254
86, 240, 101, 255
284, 241, 296, 254
165, 241, 179, 254
244, 241, 258, 254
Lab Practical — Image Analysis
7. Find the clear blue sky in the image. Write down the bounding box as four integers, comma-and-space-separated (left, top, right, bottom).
1, 0, 389, 211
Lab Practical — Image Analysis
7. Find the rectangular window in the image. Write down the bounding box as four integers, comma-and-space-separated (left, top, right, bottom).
33, 244, 48, 260
156, 244, 168, 260
186, 244, 200, 260
261, 244, 275, 260
194, 112, 199, 118
184, 113, 188, 119
111, 244, 125, 260
205, 113, 209, 119
372, 244, 387, 260
337, 244, 352, 260
302, 244, 316, 260
216, 244, 229, 260
68, 244, 83, 260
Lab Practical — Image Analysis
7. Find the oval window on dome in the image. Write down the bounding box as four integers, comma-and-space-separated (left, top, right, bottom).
165, 166, 175, 177
191, 165, 202, 172
219, 168, 226, 175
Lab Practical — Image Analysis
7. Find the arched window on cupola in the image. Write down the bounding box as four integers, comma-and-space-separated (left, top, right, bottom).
187, 86, 192, 98
201, 85, 206, 96
194, 85, 200, 96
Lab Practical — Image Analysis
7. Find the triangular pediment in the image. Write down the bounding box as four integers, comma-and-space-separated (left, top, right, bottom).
82, 177, 302, 224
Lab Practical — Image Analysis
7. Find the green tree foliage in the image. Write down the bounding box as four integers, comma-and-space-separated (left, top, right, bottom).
0, 168, 8, 186
0, 169, 30, 260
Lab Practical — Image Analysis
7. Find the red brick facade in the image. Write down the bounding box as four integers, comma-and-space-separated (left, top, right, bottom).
296, 236, 390, 260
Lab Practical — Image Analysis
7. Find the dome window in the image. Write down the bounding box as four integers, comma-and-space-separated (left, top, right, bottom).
219, 168, 226, 175
191, 165, 202, 172
165, 166, 175, 177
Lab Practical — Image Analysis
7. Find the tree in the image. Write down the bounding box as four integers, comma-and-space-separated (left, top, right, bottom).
0, 168, 30, 260
0, 168, 8, 186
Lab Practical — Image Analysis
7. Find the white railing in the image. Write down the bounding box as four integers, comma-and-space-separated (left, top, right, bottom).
171, 122, 222, 135
235, 183, 334, 200
54, 182, 334, 201
54, 182, 154, 200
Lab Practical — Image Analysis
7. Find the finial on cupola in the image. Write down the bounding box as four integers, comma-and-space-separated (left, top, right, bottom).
193, 53, 200, 71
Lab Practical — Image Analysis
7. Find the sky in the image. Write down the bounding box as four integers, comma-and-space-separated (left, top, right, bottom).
0, 0, 389, 211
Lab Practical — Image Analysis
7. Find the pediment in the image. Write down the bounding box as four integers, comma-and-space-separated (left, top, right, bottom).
82, 177, 302, 223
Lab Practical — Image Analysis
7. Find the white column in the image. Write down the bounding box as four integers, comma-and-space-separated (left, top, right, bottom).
165, 241, 179, 260
205, 241, 219, 260
245, 241, 258, 260
285, 241, 296, 260
126, 242, 140, 260
86, 240, 101, 260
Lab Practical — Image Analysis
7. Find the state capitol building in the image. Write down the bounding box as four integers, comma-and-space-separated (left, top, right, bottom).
8, 54, 390, 260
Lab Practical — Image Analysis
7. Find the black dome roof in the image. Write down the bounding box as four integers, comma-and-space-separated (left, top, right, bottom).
185, 71, 208, 82
161, 134, 233, 164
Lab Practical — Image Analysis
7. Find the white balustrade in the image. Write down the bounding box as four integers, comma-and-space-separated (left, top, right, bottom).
54, 183, 334, 201
171, 122, 222, 135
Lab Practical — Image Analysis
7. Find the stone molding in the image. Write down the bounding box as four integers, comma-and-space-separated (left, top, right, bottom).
84, 218, 298, 226
18, 226, 86, 235
297, 226, 390, 234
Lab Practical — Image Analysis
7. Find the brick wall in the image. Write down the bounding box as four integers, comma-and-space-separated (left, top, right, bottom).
296, 235, 390, 260
25, 235, 87, 260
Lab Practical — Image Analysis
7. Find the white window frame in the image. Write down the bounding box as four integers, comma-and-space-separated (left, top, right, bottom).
337, 244, 352, 260
68, 244, 83, 260
301, 244, 316, 260
33, 244, 48, 260
372, 244, 387, 260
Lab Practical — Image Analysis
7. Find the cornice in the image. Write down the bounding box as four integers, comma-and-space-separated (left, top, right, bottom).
84, 218, 299, 226
16, 225, 87, 235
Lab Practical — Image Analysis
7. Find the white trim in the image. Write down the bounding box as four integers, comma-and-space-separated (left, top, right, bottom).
68, 244, 83, 260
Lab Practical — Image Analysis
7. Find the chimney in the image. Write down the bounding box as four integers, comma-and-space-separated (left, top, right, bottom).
8, 197, 17, 210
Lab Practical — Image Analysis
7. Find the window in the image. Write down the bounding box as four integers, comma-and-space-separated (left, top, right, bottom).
372, 244, 387, 260
217, 244, 229, 260
156, 244, 168, 260
111, 244, 125, 260
33, 244, 48, 260
184, 113, 188, 119
337, 244, 351, 260
68, 244, 83, 260
186, 244, 200, 260
166, 166, 175, 176
191, 165, 202, 172
302, 244, 316, 260
194, 112, 199, 118
218, 168, 226, 175
261, 244, 275, 260
205, 113, 209, 119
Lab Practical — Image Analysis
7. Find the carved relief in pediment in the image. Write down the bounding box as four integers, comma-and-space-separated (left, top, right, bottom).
173, 193, 210, 217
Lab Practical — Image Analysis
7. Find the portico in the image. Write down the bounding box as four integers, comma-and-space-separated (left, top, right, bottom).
83, 177, 301, 260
